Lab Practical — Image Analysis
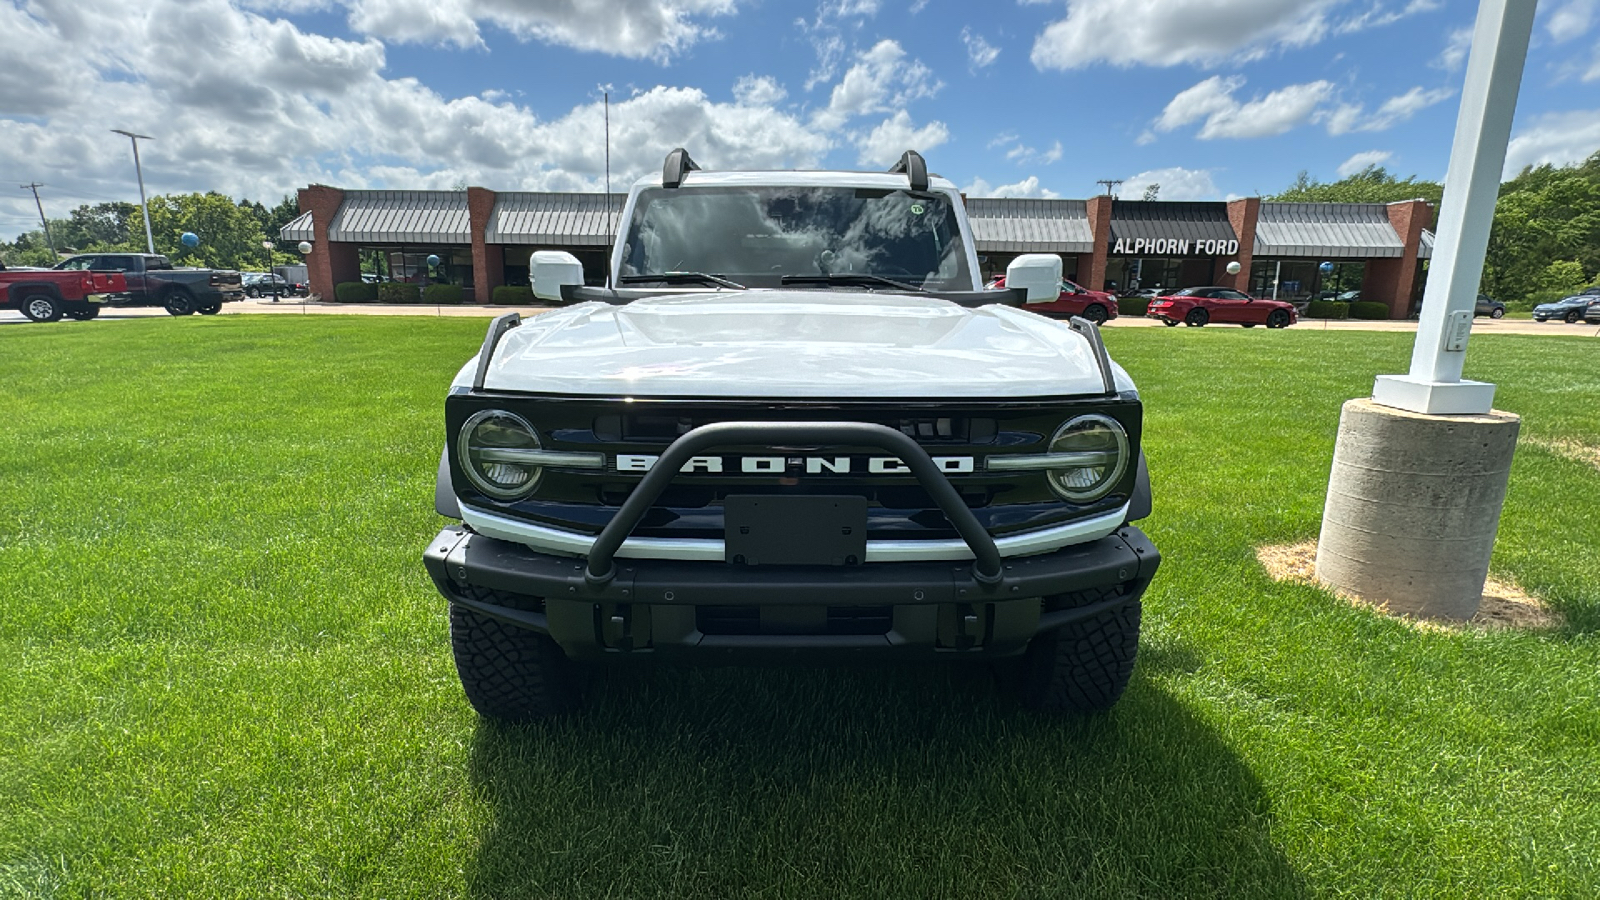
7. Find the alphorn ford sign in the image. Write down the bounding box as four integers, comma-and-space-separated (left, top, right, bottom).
1111, 237, 1240, 256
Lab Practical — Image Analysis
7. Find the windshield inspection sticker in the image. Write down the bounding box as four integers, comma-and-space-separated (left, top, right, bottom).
910, 204, 924, 215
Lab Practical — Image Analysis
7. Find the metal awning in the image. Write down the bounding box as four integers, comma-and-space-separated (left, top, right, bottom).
1109, 201, 1235, 247
965, 198, 1094, 254
279, 211, 314, 242
1255, 203, 1405, 259
487, 192, 626, 246
325, 190, 471, 244
1418, 230, 1435, 259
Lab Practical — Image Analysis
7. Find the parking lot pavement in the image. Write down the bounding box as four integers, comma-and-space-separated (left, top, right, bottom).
5, 299, 1600, 337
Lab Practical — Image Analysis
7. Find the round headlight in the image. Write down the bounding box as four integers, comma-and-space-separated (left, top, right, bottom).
459, 410, 543, 501
1045, 414, 1129, 502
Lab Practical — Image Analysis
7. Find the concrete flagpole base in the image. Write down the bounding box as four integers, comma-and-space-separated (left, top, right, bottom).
1316, 398, 1520, 620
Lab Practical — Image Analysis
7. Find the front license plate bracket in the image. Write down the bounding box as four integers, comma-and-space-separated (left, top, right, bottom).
724, 495, 868, 566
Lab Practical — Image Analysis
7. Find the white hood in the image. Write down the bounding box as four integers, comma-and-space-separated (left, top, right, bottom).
455, 291, 1135, 399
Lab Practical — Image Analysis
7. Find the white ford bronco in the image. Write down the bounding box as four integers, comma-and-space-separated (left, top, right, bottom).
424, 150, 1159, 719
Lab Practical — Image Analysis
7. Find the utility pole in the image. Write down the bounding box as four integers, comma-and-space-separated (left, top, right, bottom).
111, 130, 156, 254
1095, 179, 1122, 198
21, 183, 53, 253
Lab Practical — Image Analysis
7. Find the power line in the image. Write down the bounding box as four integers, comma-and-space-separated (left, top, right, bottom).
20, 183, 54, 253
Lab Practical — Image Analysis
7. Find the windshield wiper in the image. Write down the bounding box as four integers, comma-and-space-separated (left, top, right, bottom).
780, 273, 926, 292
618, 272, 746, 289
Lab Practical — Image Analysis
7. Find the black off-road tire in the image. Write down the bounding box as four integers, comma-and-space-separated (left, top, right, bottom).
165, 288, 196, 316
1266, 309, 1291, 329
1185, 308, 1209, 327
1082, 303, 1109, 326
1014, 597, 1141, 713
65, 305, 100, 321
198, 300, 222, 315
21, 293, 62, 323
450, 587, 581, 721
1241, 322, 1256, 328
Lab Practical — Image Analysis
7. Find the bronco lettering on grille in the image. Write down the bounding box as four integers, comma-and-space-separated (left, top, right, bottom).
615, 455, 975, 474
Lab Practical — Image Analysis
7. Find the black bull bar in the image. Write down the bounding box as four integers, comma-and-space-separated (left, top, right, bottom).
579, 420, 1006, 586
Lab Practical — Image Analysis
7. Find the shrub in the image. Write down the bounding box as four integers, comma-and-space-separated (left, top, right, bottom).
1117, 297, 1150, 317
334, 281, 377, 303
423, 283, 464, 305
492, 285, 537, 305
1348, 301, 1391, 320
1304, 300, 1349, 320
377, 282, 421, 304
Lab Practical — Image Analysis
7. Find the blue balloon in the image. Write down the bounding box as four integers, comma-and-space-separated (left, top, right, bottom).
1319, 261, 1335, 275
426, 254, 441, 267
180, 232, 199, 248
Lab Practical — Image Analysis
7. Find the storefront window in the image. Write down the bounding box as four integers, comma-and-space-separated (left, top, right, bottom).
1250, 260, 1365, 303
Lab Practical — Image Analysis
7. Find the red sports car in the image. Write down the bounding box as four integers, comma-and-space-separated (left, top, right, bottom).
1145, 286, 1297, 328
988, 276, 1119, 325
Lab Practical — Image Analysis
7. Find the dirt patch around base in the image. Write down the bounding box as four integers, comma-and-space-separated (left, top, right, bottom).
1526, 437, 1600, 473
1256, 540, 1564, 632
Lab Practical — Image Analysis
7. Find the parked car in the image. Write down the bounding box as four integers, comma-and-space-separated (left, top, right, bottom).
987, 275, 1118, 324
1475, 294, 1506, 318
54, 253, 243, 315
0, 258, 129, 322
1146, 286, 1298, 328
1532, 294, 1595, 323
241, 272, 303, 298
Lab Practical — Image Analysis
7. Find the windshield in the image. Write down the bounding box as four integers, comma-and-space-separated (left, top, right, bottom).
617, 185, 974, 290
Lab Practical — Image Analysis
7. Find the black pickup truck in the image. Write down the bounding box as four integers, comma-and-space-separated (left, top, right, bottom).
53, 253, 244, 316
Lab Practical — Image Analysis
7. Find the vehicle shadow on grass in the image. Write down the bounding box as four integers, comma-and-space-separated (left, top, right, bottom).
464, 653, 1306, 900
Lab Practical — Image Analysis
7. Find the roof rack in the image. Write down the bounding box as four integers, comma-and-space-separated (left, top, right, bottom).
888, 150, 928, 191
662, 148, 701, 189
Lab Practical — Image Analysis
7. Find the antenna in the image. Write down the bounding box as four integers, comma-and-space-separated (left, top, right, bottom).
21, 183, 54, 253
604, 90, 612, 290
1095, 179, 1123, 198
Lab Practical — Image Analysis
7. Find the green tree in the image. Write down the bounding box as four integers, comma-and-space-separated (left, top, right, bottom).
1483, 153, 1600, 303
1268, 165, 1444, 208
146, 192, 274, 270
0, 231, 59, 267
63, 202, 140, 251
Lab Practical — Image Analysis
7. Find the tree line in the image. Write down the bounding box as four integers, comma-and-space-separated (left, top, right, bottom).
1, 193, 302, 271
1269, 152, 1600, 307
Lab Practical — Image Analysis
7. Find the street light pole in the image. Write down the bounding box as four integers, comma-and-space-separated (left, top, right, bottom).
1315, 0, 1534, 621
1371, 0, 1537, 415
111, 130, 156, 254
262, 240, 279, 302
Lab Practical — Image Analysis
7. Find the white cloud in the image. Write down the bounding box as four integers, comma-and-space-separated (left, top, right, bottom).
0, 0, 834, 236
987, 131, 1019, 149
811, 40, 942, 131
798, 0, 883, 90
961, 176, 1060, 199
1121, 167, 1221, 201
1337, 150, 1394, 177
855, 110, 949, 166
1325, 86, 1454, 134
1433, 26, 1472, 70
733, 74, 787, 106
1002, 140, 1063, 165
1503, 109, 1600, 177
342, 0, 739, 60
1151, 75, 1331, 140
961, 27, 1000, 70
1548, 0, 1597, 42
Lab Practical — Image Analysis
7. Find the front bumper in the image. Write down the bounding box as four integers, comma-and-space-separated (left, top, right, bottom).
424, 524, 1160, 661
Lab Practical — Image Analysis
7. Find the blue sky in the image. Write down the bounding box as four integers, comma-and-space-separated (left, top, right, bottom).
2, 0, 1598, 237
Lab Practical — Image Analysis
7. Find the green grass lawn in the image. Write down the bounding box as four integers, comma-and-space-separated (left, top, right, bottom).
2, 316, 1597, 899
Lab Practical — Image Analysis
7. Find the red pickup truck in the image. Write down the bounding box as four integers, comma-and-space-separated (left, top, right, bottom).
0, 260, 129, 323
